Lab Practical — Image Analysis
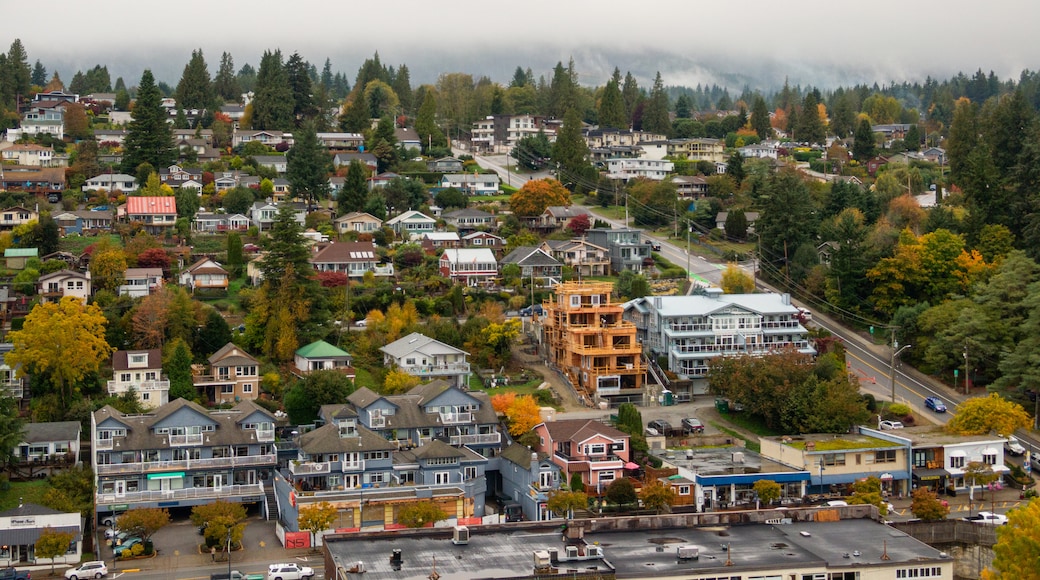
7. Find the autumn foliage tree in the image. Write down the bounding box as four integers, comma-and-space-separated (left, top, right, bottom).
547, 490, 588, 519
190, 500, 247, 549
753, 479, 781, 506
398, 501, 448, 528
504, 394, 541, 437
565, 213, 591, 236
640, 480, 677, 514
910, 487, 949, 522
946, 393, 1031, 436
509, 178, 571, 217
116, 507, 171, 541
7, 297, 112, 409
297, 502, 338, 549
383, 369, 421, 395
988, 497, 1040, 579
35, 527, 76, 574
720, 264, 755, 294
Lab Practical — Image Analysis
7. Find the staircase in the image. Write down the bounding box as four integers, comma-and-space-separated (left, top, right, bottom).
264, 481, 280, 521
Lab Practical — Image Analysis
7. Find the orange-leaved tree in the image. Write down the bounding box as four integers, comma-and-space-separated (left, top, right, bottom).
509, 178, 571, 217
505, 394, 541, 437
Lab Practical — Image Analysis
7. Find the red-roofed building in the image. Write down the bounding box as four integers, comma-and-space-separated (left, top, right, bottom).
122, 196, 177, 235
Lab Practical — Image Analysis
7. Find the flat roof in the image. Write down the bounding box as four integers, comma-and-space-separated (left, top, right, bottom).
656, 446, 809, 479
324, 517, 946, 579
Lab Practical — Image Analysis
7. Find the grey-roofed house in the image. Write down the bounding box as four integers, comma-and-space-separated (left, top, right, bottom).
332, 211, 382, 235
623, 290, 815, 399
385, 210, 436, 237
91, 399, 278, 521
53, 210, 113, 235
500, 246, 562, 286
252, 155, 288, 174
499, 443, 562, 522
309, 241, 393, 278
0, 503, 83, 568
714, 210, 759, 231
14, 421, 82, 477
118, 267, 164, 298
540, 239, 610, 278
442, 207, 495, 233
426, 157, 464, 173
380, 333, 471, 388
586, 227, 652, 274
332, 151, 378, 170
439, 173, 501, 195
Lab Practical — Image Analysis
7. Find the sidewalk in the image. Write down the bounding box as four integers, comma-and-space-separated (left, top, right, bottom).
887, 485, 1029, 519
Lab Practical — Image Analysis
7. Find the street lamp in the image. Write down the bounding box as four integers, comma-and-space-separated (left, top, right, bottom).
890, 343, 912, 403
226, 528, 232, 578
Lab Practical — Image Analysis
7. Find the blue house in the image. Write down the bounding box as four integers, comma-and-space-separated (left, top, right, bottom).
499, 443, 562, 522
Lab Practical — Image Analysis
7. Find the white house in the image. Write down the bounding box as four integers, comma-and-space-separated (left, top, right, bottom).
107, 349, 170, 409
439, 173, 501, 195
84, 173, 138, 192
604, 158, 674, 181
386, 210, 436, 236
380, 332, 471, 388
37, 270, 91, 303
118, 267, 164, 299
439, 248, 498, 286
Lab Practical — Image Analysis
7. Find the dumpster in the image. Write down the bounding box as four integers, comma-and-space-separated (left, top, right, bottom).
715, 398, 729, 413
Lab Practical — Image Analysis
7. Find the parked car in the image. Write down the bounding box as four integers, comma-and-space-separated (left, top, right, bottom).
647, 419, 672, 433
0, 567, 31, 580
924, 397, 947, 413
267, 563, 315, 580
879, 420, 904, 430
682, 418, 705, 433
963, 511, 1008, 525
519, 304, 544, 317
1004, 435, 1026, 456
112, 537, 142, 557
65, 561, 107, 579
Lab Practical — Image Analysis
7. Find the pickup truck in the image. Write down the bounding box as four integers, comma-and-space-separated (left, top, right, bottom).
0, 567, 31, 580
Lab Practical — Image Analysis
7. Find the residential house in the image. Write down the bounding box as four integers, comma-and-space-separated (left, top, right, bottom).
866, 156, 889, 176
192, 212, 251, 232
533, 206, 587, 233
317, 132, 364, 150
623, 290, 815, 399
332, 152, 378, 171
253, 155, 288, 174
540, 239, 611, 278
921, 147, 947, 165
0, 143, 54, 166
123, 196, 177, 235
462, 231, 505, 253
0, 206, 38, 231
438, 248, 498, 287
0, 503, 83, 568
179, 257, 229, 293
469, 114, 556, 152
4, 248, 38, 269
37, 270, 91, 303
583, 128, 667, 148
232, 129, 290, 148
871, 123, 912, 141
499, 443, 563, 521
158, 164, 204, 185
108, 349, 169, 408
250, 201, 306, 231
532, 419, 631, 498
0, 343, 26, 401
118, 267, 164, 298
673, 175, 708, 199
13, 421, 82, 477
212, 170, 260, 191
91, 399, 278, 522
500, 246, 562, 286
586, 228, 652, 274
760, 427, 912, 495
192, 342, 261, 404
332, 211, 382, 235
386, 210, 436, 237
19, 105, 64, 138
421, 231, 461, 252
427, 157, 465, 173
442, 208, 495, 233
901, 425, 1008, 497
309, 241, 393, 278
294, 340, 355, 378
0, 166, 65, 195
439, 173, 501, 195
737, 142, 780, 160
219, 104, 245, 121
642, 138, 725, 163
54, 210, 113, 235
93, 129, 128, 145
714, 211, 759, 231
543, 282, 645, 403
84, 173, 138, 192
604, 157, 674, 181
380, 332, 471, 388
394, 127, 422, 151
33, 90, 79, 103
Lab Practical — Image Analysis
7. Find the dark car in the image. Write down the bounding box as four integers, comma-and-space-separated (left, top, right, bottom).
0, 567, 31, 580
924, 397, 947, 413
519, 304, 544, 317
645, 240, 662, 251
682, 418, 705, 433
647, 419, 672, 433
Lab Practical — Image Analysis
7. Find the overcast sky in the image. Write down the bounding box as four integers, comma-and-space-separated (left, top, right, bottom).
7, 0, 1039, 91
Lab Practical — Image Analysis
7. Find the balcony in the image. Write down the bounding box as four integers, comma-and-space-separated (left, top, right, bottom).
290, 461, 332, 475
256, 427, 275, 442
192, 373, 245, 386
95, 438, 115, 451
96, 483, 264, 506
439, 411, 473, 425
553, 452, 625, 470
341, 459, 365, 472
107, 379, 170, 394
168, 433, 205, 446
449, 433, 501, 446
96, 453, 277, 476
400, 362, 471, 376
2, 381, 24, 399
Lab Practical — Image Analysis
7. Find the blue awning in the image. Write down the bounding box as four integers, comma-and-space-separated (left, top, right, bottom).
696, 471, 811, 486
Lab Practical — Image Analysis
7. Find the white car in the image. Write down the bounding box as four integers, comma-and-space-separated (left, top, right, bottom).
964, 511, 1008, 525
1004, 436, 1026, 456
879, 420, 904, 430
65, 560, 108, 579
267, 563, 315, 580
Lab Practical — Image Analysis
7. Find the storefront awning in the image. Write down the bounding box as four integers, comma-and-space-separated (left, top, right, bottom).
912, 468, 950, 482
147, 472, 185, 479
0, 525, 81, 546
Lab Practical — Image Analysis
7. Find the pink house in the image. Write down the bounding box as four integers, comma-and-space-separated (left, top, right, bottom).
532, 419, 630, 498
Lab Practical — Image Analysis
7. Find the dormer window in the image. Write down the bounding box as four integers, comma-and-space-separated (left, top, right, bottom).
338, 419, 357, 437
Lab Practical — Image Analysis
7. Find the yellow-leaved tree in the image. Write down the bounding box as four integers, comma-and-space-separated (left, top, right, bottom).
297, 502, 338, 550
720, 264, 755, 294
985, 497, 1040, 580
509, 178, 571, 217
383, 369, 421, 395
505, 394, 541, 437
946, 393, 1030, 436
7, 297, 113, 409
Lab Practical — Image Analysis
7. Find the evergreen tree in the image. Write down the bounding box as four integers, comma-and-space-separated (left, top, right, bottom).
214, 52, 240, 102
31, 60, 46, 87
3, 39, 31, 108
415, 90, 445, 150
621, 72, 640, 126
510, 66, 528, 88
547, 61, 575, 117
797, 91, 826, 145
852, 118, 876, 160
175, 49, 215, 112
674, 94, 692, 119
642, 72, 671, 136
338, 160, 368, 215
165, 338, 196, 402
751, 95, 772, 140
122, 70, 176, 173
236, 63, 257, 93
339, 98, 371, 133
829, 90, 856, 138
598, 68, 627, 129
551, 107, 594, 192
904, 124, 921, 151
727, 151, 746, 187
285, 52, 314, 126
320, 58, 334, 90
67, 71, 88, 97
392, 64, 412, 116
251, 50, 293, 130
286, 123, 331, 203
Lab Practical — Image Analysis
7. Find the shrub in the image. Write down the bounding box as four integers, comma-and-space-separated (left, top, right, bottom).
888, 403, 911, 417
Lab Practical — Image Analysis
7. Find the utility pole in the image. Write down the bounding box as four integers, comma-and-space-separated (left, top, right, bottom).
890, 336, 911, 404
963, 342, 969, 395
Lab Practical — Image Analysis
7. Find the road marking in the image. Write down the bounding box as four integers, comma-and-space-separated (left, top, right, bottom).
845, 350, 956, 418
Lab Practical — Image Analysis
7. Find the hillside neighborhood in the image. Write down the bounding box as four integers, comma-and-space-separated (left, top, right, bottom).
1, 38, 1040, 580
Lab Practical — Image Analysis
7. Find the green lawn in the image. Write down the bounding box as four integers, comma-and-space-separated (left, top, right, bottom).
0, 479, 50, 512
352, 367, 382, 391
709, 421, 762, 453
59, 234, 122, 254
716, 411, 780, 438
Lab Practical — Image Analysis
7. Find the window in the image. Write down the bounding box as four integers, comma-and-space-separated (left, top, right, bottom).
679, 485, 691, 495
822, 453, 846, 466
142, 392, 150, 401
598, 471, 615, 483
434, 471, 450, 485
875, 450, 896, 463
120, 373, 131, 382
221, 384, 234, 394
983, 452, 997, 465
464, 466, 477, 480
950, 455, 965, 469
587, 444, 606, 456
243, 383, 253, 393
570, 295, 581, 307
